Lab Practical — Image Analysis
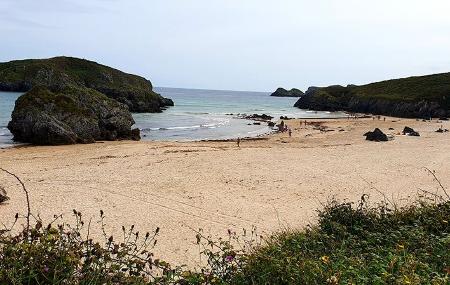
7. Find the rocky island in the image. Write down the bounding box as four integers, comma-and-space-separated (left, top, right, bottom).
8, 86, 140, 145
294, 73, 450, 118
0, 56, 173, 113
270, 87, 304, 97
1, 56, 173, 145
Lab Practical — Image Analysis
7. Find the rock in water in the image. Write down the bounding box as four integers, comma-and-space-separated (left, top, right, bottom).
8, 86, 140, 145
271, 88, 304, 97
402, 126, 420, 136
364, 128, 388, 142
0, 56, 173, 113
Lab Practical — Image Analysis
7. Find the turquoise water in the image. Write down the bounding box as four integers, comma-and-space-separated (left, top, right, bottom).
0, 91, 22, 147
0, 88, 344, 146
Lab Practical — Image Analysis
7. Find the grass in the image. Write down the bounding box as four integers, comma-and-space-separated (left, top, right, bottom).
0, 56, 168, 112
295, 73, 450, 116
0, 169, 449, 284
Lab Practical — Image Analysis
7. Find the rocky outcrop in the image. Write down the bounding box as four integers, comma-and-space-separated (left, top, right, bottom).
0, 56, 173, 113
294, 73, 450, 118
402, 127, 420, 136
364, 128, 388, 142
8, 86, 140, 145
240, 114, 274, 121
271, 88, 304, 97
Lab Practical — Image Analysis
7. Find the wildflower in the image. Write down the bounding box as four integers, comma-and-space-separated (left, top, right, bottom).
43, 266, 49, 273
321, 255, 330, 264
397, 244, 405, 250
225, 255, 234, 262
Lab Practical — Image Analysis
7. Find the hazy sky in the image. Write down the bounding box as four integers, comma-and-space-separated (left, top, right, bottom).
1, 0, 449, 91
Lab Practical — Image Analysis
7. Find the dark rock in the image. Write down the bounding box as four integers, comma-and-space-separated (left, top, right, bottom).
271, 88, 304, 97
436, 128, 449, 133
280, 116, 294, 120
243, 114, 274, 121
364, 128, 388, 142
253, 122, 261, 125
8, 86, 139, 145
0, 186, 9, 204
389, 127, 394, 130
293, 73, 450, 118
439, 117, 449, 121
268, 121, 276, 127
402, 126, 420, 136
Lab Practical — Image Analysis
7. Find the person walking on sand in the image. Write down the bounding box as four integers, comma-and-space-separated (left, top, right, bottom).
237, 137, 240, 148
288, 128, 292, 137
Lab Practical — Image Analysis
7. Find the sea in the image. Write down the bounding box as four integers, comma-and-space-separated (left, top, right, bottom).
0, 87, 344, 147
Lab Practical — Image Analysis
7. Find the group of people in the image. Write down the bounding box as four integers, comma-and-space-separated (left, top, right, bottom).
277, 121, 292, 137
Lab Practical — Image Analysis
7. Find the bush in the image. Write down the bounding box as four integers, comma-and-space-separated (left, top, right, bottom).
220, 199, 450, 285
1, 166, 448, 284
0, 210, 182, 285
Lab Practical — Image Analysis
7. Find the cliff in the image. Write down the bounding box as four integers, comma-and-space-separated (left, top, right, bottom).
294, 73, 450, 118
0, 56, 173, 112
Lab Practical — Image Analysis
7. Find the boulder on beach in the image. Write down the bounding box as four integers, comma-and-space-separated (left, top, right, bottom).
0, 186, 8, 204
402, 126, 420, 136
364, 128, 388, 142
8, 86, 140, 145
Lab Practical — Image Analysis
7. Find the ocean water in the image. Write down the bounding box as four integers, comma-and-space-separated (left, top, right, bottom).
0, 88, 344, 146
0, 91, 22, 148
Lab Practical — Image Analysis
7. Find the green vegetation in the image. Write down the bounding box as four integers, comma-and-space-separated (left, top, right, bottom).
0, 57, 173, 112
351, 73, 450, 104
295, 73, 450, 117
222, 199, 450, 284
1, 169, 449, 284
1, 198, 448, 284
8, 86, 139, 145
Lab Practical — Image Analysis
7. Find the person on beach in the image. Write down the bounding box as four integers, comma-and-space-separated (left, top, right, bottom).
288, 128, 292, 137
237, 137, 240, 147
278, 121, 285, 132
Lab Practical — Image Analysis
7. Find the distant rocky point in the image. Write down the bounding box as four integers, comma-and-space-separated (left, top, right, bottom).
294, 73, 450, 118
8, 86, 140, 145
271, 88, 304, 97
0, 56, 173, 113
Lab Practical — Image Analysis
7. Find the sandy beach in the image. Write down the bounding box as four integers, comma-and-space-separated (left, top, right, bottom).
0, 117, 449, 267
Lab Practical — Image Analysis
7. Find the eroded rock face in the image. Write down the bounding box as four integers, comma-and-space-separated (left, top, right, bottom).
364, 128, 388, 142
0, 56, 174, 113
8, 86, 140, 145
294, 87, 449, 118
294, 73, 450, 118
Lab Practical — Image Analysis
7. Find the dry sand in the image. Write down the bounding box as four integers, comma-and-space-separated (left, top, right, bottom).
0, 117, 449, 267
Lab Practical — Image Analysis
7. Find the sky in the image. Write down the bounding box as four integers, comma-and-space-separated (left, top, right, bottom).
1, 0, 450, 92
